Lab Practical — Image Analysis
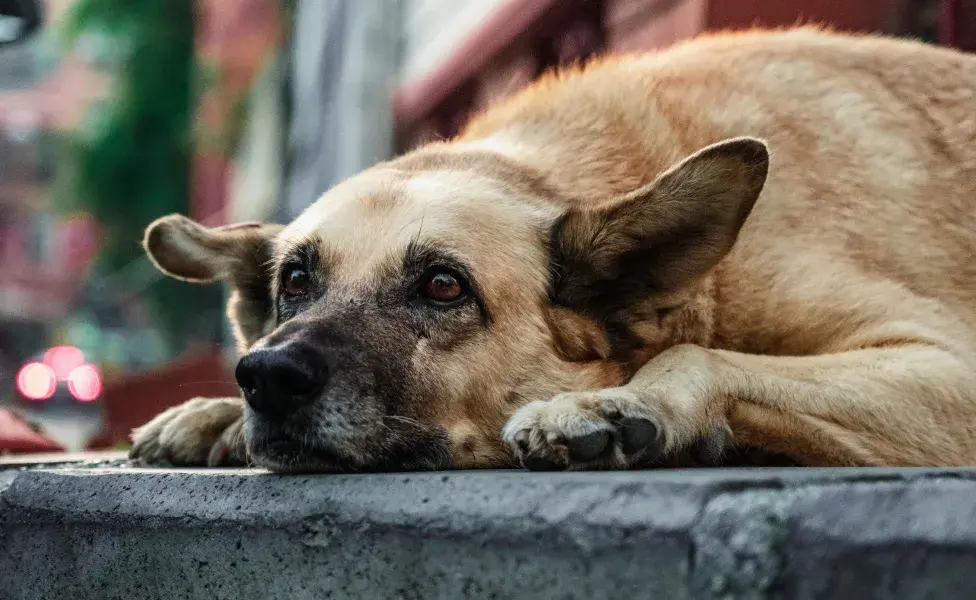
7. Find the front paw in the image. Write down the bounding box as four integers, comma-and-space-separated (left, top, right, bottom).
502, 388, 729, 471
129, 397, 247, 467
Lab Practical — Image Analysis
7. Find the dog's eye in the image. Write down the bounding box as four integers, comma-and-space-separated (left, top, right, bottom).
282, 268, 310, 297
421, 271, 466, 305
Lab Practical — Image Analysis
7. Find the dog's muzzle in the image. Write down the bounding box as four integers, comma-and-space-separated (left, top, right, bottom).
233, 318, 452, 473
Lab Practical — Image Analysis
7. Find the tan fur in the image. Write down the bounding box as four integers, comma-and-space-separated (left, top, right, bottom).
131, 27, 976, 470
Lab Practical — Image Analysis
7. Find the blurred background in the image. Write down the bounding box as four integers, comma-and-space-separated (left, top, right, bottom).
0, 0, 971, 454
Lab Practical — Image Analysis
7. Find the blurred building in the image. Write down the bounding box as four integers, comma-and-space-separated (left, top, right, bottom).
279, 0, 400, 220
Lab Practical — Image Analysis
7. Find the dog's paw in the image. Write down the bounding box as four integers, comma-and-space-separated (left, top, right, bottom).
502, 387, 729, 471
129, 397, 247, 467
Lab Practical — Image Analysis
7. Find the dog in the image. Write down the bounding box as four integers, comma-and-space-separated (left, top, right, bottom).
129, 27, 976, 472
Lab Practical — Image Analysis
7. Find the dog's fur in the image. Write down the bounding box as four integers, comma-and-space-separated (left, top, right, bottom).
130, 27, 976, 471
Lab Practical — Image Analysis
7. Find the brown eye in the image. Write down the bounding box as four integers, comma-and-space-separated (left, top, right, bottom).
422, 271, 465, 304
282, 268, 310, 297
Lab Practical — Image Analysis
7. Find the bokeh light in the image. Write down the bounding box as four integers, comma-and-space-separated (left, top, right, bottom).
16, 362, 57, 401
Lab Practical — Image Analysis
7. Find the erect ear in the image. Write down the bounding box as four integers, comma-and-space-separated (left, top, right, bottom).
144, 214, 284, 350
550, 137, 769, 319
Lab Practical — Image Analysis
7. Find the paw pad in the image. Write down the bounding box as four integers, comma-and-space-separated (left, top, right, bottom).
567, 429, 611, 462
618, 417, 662, 455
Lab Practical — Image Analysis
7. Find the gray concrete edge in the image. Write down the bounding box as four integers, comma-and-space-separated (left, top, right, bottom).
2, 466, 976, 599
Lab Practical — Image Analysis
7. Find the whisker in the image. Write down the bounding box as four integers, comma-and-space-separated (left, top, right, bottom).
413, 214, 426, 246
384, 414, 425, 429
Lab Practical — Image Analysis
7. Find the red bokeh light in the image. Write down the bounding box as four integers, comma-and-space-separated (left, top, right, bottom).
16, 362, 57, 401
43, 345, 86, 380
67, 364, 102, 402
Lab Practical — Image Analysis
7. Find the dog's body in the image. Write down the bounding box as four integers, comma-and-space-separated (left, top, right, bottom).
131, 28, 976, 471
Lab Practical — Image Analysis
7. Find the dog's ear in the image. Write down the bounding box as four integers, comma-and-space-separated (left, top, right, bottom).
144, 214, 284, 350
143, 214, 281, 282
550, 137, 768, 320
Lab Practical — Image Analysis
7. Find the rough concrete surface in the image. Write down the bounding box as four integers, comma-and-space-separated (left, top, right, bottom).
2, 463, 976, 600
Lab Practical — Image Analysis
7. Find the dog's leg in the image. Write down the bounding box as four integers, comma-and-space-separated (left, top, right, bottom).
129, 397, 248, 467
504, 343, 976, 469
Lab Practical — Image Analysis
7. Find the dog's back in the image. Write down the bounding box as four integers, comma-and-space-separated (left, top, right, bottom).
461, 27, 976, 357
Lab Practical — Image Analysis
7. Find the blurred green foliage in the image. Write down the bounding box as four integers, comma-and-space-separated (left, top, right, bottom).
57, 0, 222, 354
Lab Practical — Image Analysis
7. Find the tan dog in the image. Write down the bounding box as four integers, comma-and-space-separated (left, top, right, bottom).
129, 27, 976, 472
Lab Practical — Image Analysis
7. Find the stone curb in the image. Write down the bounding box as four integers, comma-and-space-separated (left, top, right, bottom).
2, 466, 975, 599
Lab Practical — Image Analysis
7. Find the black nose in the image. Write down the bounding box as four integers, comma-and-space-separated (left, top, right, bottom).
235, 344, 327, 418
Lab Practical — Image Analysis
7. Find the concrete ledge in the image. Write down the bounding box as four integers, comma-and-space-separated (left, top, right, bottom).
2, 464, 976, 599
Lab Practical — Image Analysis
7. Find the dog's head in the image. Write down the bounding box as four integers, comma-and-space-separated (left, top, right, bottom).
144, 137, 767, 472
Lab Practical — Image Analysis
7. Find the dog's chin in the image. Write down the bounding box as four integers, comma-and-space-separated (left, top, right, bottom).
246, 428, 453, 474
245, 431, 365, 474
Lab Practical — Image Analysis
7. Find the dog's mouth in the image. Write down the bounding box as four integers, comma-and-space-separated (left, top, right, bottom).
246, 420, 453, 474
249, 431, 349, 473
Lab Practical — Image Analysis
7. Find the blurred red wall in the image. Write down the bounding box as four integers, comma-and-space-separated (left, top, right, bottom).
396, 0, 953, 149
